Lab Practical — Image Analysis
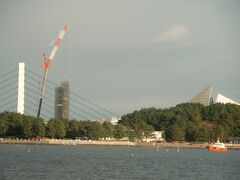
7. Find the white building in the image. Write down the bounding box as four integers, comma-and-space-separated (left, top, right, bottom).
110, 117, 120, 125
216, 94, 240, 105
96, 117, 120, 125
143, 131, 165, 142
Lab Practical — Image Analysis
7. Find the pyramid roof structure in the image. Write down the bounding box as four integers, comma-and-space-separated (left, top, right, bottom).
216, 94, 240, 105
189, 85, 213, 106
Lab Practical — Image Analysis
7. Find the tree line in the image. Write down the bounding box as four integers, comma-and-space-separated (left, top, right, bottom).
120, 103, 240, 142
0, 103, 240, 142
0, 111, 126, 140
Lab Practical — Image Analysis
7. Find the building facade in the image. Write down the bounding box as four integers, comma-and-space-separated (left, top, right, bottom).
54, 81, 70, 119
189, 85, 239, 106
216, 94, 240, 105
142, 131, 165, 142
189, 85, 214, 106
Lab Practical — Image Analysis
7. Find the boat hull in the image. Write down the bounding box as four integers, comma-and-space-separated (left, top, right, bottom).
207, 146, 228, 151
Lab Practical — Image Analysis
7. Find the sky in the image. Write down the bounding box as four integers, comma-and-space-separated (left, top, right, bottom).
0, 0, 240, 116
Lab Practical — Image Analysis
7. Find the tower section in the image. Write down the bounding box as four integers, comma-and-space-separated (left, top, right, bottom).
54, 81, 70, 119
17, 63, 25, 114
189, 85, 213, 106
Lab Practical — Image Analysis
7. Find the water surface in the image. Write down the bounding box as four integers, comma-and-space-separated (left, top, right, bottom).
0, 144, 239, 180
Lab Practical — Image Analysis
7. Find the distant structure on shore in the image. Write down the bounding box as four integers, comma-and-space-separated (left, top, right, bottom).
216, 93, 240, 105
189, 85, 239, 106
54, 81, 70, 119
96, 117, 120, 125
189, 85, 214, 106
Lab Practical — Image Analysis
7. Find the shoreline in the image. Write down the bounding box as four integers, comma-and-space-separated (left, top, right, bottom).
1, 139, 240, 149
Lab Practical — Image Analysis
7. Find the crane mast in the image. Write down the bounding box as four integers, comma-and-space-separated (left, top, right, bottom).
37, 25, 67, 118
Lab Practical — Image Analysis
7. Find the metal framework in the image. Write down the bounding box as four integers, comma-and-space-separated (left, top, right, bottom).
37, 25, 67, 118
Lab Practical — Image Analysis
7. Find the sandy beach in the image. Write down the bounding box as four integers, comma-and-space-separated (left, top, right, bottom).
1, 139, 239, 149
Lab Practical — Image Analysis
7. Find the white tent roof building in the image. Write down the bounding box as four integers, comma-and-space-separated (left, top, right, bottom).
189, 85, 239, 106
216, 94, 240, 105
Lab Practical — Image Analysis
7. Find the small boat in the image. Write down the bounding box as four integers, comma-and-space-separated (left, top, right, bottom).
207, 138, 228, 152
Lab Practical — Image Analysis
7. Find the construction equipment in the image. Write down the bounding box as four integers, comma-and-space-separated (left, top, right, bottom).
37, 25, 67, 118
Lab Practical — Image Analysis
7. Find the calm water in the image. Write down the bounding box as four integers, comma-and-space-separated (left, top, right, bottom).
0, 144, 239, 180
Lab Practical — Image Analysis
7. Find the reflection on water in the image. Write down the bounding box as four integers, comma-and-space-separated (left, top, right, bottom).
0, 144, 239, 180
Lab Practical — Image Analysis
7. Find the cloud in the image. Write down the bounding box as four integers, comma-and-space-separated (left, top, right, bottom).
151, 24, 190, 44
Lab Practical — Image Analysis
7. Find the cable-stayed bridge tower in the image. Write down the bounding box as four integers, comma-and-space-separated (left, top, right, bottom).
17, 63, 25, 114
0, 64, 119, 121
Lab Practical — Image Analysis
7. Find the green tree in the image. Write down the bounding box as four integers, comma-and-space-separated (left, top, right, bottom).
32, 118, 46, 137
195, 128, 210, 142
166, 123, 185, 141
79, 121, 104, 140
114, 124, 127, 139
233, 120, 240, 137
22, 118, 33, 138
102, 121, 114, 139
0, 113, 8, 137
185, 122, 199, 141
47, 119, 66, 138
3, 112, 24, 137
55, 120, 66, 138
67, 120, 79, 139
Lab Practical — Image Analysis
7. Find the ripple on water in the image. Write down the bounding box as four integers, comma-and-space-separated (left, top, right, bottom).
0, 145, 239, 180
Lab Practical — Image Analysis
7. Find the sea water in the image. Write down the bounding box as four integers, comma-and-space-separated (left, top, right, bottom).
0, 144, 239, 180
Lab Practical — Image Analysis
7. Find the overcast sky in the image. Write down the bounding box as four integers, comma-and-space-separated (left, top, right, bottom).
0, 0, 240, 116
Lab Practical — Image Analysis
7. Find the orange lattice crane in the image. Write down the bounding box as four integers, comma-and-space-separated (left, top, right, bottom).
37, 25, 67, 118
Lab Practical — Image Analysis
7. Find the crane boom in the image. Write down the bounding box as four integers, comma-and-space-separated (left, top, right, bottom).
37, 25, 67, 118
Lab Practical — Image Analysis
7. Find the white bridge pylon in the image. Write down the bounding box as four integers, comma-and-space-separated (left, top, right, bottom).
17, 63, 25, 114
